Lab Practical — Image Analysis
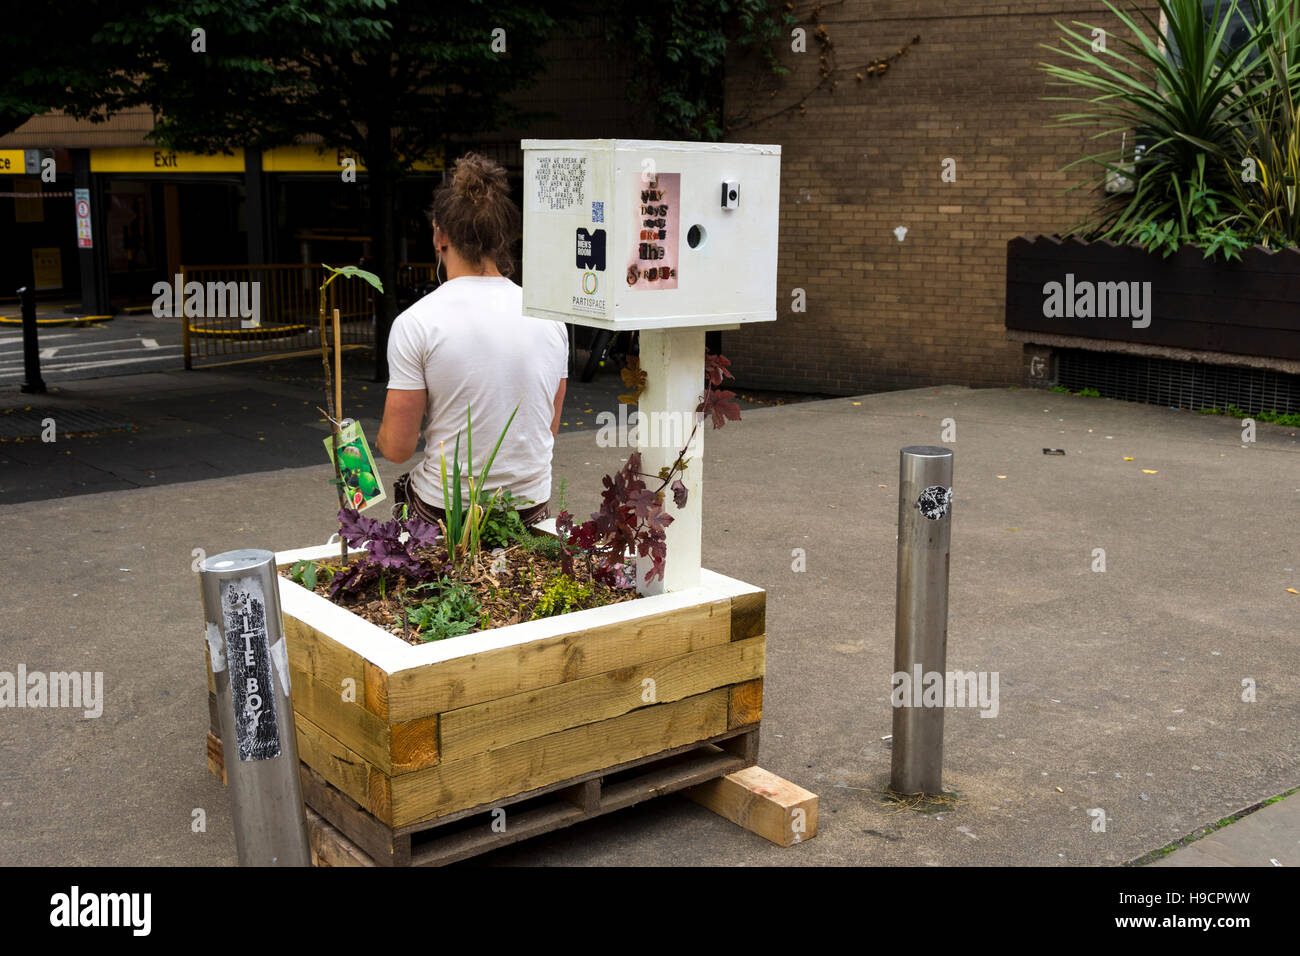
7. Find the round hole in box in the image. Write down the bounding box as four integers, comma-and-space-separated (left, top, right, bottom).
687, 224, 707, 249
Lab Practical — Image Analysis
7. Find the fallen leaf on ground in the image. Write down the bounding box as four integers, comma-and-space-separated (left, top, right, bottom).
1123, 456, 1135, 461
1286, 588, 1298, 595
996, 475, 1007, 479
1142, 469, 1159, 474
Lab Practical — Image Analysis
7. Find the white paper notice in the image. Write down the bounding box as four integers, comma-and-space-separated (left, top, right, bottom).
530, 153, 588, 213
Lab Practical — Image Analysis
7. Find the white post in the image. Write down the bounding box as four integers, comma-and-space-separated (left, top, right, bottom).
635, 326, 705, 595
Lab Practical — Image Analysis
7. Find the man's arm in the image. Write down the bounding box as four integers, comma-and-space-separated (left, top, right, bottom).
550, 379, 566, 438
377, 388, 427, 462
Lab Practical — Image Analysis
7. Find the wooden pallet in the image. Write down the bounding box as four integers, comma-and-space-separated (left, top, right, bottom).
209, 725, 764, 865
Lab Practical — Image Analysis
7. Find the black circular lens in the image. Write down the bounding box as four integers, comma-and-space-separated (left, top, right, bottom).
687, 224, 704, 248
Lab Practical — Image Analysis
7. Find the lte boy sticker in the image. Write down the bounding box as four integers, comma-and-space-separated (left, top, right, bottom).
576, 228, 606, 271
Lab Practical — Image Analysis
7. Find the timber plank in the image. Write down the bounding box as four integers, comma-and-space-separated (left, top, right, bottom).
299, 762, 410, 865
685, 765, 818, 847
729, 591, 765, 642
206, 731, 226, 786
282, 615, 369, 705
364, 660, 389, 720
204, 644, 215, 695
390, 724, 755, 834
391, 688, 730, 828
287, 663, 393, 773
390, 713, 440, 773
408, 803, 588, 866
439, 636, 765, 760
384, 598, 732, 722
728, 678, 764, 728
306, 808, 377, 867
294, 713, 383, 820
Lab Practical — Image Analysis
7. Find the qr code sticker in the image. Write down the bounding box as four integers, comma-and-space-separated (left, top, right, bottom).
591, 201, 605, 223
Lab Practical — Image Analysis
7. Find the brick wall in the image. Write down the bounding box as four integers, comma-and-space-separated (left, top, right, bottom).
722, 1, 1137, 394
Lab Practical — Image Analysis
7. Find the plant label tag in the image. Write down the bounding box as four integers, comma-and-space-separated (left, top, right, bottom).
324, 419, 387, 512
220, 576, 281, 761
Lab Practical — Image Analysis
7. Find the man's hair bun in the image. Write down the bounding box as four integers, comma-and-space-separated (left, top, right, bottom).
452, 153, 508, 206
430, 152, 520, 276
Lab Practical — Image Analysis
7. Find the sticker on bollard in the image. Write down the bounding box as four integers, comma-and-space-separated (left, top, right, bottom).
915, 486, 952, 521
221, 576, 281, 761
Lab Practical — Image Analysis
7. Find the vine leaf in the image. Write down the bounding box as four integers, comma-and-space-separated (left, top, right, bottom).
671, 479, 688, 508
619, 356, 647, 405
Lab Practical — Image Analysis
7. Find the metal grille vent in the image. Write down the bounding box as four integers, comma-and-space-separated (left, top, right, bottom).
1056, 350, 1300, 415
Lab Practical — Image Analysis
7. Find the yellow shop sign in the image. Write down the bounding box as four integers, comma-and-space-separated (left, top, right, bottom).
261, 144, 443, 173
90, 148, 246, 173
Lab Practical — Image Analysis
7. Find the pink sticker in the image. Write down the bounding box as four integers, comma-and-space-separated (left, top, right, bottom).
626, 172, 679, 291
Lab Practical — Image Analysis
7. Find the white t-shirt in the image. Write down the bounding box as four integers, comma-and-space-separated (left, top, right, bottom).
386, 275, 568, 510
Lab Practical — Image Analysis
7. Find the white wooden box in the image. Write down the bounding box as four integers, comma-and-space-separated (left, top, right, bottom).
521, 139, 781, 331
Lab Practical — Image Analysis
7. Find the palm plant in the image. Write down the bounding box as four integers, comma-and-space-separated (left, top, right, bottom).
1228, 0, 1300, 245
1042, 0, 1298, 256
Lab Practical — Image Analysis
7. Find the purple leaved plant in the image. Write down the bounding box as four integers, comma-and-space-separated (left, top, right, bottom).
557, 350, 739, 589
330, 509, 444, 599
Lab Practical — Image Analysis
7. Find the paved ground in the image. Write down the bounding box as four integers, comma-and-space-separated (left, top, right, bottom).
1153, 791, 1298, 867
0, 314, 183, 387
0, 371, 1296, 866
0, 350, 796, 503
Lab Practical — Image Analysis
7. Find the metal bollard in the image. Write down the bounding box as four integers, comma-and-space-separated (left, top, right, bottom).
18, 286, 45, 395
200, 549, 311, 866
890, 446, 953, 795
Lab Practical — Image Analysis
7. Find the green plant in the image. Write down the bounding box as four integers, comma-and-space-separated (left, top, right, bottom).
439, 402, 519, 566
1042, 0, 1299, 256
288, 559, 335, 591
405, 577, 482, 642
1050, 385, 1072, 393
1076, 387, 1102, 397
1227, 0, 1300, 246
479, 489, 530, 550
316, 262, 384, 562
530, 574, 596, 620
1187, 404, 1300, 424
518, 532, 566, 561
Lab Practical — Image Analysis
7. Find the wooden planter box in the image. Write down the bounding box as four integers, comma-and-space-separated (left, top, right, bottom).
1006, 235, 1300, 361
205, 541, 767, 864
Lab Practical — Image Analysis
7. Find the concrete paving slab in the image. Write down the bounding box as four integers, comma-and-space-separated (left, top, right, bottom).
1152, 792, 1300, 867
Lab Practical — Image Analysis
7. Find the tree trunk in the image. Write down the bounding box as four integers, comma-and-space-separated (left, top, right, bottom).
366, 124, 400, 383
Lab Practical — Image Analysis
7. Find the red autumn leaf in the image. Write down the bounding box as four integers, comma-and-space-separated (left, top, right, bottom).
704, 351, 733, 386
671, 479, 688, 508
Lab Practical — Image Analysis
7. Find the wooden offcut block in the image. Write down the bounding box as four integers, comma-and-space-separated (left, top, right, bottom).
686, 765, 818, 847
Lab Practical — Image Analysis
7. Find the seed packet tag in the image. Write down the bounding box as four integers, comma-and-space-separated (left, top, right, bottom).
324, 420, 387, 512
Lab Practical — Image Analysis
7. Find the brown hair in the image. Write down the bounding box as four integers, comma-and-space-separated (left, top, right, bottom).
429, 152, 520, 278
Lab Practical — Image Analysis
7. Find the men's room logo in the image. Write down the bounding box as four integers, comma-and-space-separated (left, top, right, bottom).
576, 227, 606, 270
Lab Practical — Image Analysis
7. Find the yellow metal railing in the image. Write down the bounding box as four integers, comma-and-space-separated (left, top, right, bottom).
181, 263, 436, 368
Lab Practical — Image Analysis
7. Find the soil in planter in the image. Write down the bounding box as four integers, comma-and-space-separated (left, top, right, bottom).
280, 542, 638, 646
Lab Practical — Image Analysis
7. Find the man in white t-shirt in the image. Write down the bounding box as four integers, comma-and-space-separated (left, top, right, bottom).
375, 153, 567, 524
377, 274, 568, 522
